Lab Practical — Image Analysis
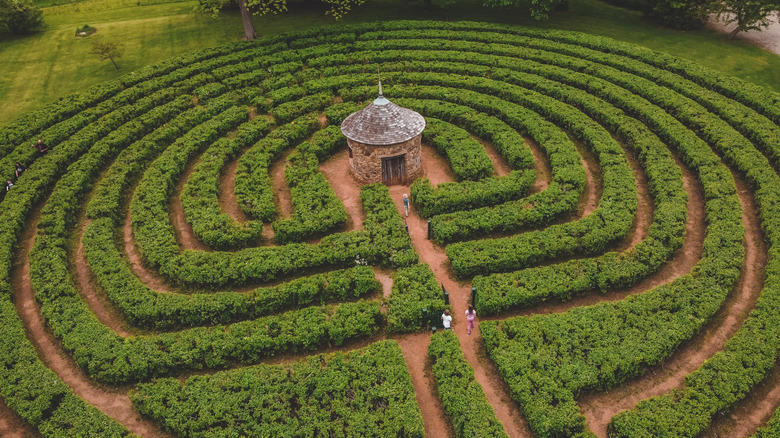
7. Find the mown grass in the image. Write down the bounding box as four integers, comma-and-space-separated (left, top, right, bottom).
1, 0, 778, 126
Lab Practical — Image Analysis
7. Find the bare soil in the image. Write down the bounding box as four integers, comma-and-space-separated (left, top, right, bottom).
124, 206, 174, 293
319, 148, 366, 231
0, 397, 41, 438
169, 156, 208, 251
73, 219, 133, 337
219, 154, 250, 223
580, 167, 767, 437
706, 13, 780, 56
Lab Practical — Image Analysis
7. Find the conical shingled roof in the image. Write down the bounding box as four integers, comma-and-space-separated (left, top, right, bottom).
341, 93, 426, 146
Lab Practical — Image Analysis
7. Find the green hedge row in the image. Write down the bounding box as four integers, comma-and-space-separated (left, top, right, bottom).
423, 118, 494, 181
130, 340, 425, 438
428, 331, 509, 438
272, 150, 348, 243
87, 93, 242, 221
180, 116, 273, 249
84, 215, 379, 329
233, 113, 321, 222
386, 263, 446, 333
410, 171, 535, 220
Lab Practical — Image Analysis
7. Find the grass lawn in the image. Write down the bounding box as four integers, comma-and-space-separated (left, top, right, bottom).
1, 0, 778, 126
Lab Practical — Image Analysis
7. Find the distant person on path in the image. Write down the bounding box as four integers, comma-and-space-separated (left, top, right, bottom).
5, 180, 13, 192
14, 162, 25, 178
465, 305, 476, 335
403, 193, 409, 217
441, 309, 452, 330
34, 139, 49, 154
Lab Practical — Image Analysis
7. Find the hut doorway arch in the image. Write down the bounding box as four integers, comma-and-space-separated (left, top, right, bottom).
381, 154, 406, 185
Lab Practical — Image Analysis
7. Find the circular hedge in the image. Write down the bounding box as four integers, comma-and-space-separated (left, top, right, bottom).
0, 20, 779, 438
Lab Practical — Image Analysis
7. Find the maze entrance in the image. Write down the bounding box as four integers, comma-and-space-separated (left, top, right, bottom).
381, 154, 406, 185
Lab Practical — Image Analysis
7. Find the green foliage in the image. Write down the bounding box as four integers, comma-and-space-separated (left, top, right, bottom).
387, 263, 445, 333
714, 0, 780, 37
428, 331, 509, 438
640, 0, 712, 29
0, 0, 42, 34
130, 341, 424, 437
423, 118, 494, 181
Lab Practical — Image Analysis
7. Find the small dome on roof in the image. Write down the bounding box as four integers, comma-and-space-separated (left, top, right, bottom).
341, 92, 426, 146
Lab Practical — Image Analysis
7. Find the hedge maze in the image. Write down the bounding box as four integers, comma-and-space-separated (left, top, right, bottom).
0, 19, 779, 438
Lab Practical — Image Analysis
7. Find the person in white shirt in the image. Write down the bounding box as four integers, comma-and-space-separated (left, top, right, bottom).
441, 309, 452, 330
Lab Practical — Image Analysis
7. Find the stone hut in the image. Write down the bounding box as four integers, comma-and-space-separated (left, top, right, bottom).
341, 85, 425, 185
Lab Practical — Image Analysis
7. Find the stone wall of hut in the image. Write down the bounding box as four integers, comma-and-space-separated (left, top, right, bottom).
347, 136, 422, 185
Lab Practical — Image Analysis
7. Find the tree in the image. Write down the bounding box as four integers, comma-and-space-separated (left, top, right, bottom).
715, 0, 779, 38
197, 0, 364, 41
89, 41, 124, 70
0, 0, 43, 35
639, 0, 712, 30
482, 0, 568, 21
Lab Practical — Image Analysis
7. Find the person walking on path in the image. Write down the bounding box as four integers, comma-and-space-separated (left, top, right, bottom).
33, 139, 49, 155
5, 180, 13, 192
465, 305, 477, 335
14, 162, 25, 178
403, 193, 410, 217
441, 309, 452, 330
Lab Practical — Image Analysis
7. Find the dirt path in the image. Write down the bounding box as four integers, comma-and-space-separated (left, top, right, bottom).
219, 155, 250, 223
270, 149, 294, 219
580, 168, 766, 437
616, 149, 652, 251
0, 397, 41, 438
169, 156, 208, 252
11, 208, 172, 438
390, 178, 534, 437
526, 137, 551, 193
473, 135, 513, 177
706, 13, 780, 56
74, 219, 133, 337
320, 149, 366, 231
576, 142, 601, 218
396, 333, 455, 438
124, 207, 174, 293
703, 360, 780, 437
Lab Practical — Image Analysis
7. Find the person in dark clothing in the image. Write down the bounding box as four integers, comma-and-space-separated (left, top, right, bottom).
14, 162, 25, 178
5, 180, 13, 192
33, 139, 49, 154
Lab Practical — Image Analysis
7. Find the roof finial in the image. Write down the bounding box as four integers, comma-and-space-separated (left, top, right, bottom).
378, 66, 383, 97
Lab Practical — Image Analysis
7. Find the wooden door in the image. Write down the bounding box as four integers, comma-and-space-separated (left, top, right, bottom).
381, 155, 406, 185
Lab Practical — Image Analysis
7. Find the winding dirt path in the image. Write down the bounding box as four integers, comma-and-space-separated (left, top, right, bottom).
74, 219, 133, 337
389, 184, 534, 437
219, 155, 250, 223
124, 206, 173, 293
616, 149, 652, 251
580, 168, 766, 437
320, 148, 366, 231
0, 397, 40, 438
169, 155, 208, 252
526, 136, 551, 193
11, 208, 172, 438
